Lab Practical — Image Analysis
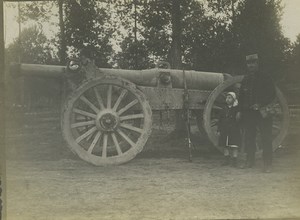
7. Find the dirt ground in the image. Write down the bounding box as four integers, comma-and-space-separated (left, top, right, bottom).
3, 110, 300, 220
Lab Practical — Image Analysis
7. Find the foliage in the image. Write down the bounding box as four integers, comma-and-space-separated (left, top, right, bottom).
181, 0, 235, 72
64, 0, 114, 67
5, 0, 298, 79
288, 34, 300, 82
233, 0, 289, 79
6, 26, 58, 64
114, 0, 240, 72
139, 1, 172, 60
5, 26, 61, 109
111, 0, 172, 69
17, 1, 55, 24
114, 35, 153, 69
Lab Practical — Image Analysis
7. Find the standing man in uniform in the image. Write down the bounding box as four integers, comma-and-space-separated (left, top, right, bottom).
238, 54, 276, 172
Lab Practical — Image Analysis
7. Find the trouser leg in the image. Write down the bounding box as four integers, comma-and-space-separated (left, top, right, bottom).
224, 147, 230, 156
231, 147, 238, 167
259, 117, 273, 166
244, 114, 257, 165
222, 146, 231, 166
231, 147, 238, 158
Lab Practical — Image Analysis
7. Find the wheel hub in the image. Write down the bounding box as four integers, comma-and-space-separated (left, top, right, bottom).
96, 110, 119, 132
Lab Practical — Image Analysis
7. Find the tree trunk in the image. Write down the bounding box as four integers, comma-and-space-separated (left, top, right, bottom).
58, 0, 68, 109
169, 0, 182, 70
168, 0, 185, 137
58, 0, 67, 65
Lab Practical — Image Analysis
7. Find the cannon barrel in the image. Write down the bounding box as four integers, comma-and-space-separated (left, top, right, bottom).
10, 63, 229, 90
10, 63, 66, 78
99, 68, 228, 90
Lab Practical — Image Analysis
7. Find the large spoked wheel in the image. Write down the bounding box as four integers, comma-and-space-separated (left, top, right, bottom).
203, 76, 289, 154
62, 76, 152, 166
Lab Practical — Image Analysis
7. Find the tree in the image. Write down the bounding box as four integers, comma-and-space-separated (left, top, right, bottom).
181, 0, 247, 73
58, 0, 67, 64
110, 0, 152, 69
288, 34, 300, 82
169, 0, 182, 69
182, 0, 231, 72
114, 35, 152, 69
18, 1, 55, 25
5, 26, 60, 109
6, 26, 57, 64
136, 0, 239, 72
17, 0, 70, 65
113, 0, 185, 70
7, 1, 64, 64
233, 0, 289, 79
64, 0, 113, 67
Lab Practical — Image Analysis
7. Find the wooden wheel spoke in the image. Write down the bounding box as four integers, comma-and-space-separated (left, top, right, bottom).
86, 132, 94, 141
76, 126, 97, 143
71, 120, 95, 128
120, 123, 143, 133
87, 131, 101, 154
111, 133, 122, 155
120, 114, 144, 121
117, 129, 136, 148
117, 99, 139, 115
102, 134, 108, 158
211, 119, 218, 127
80, 95, 100, 113
113, 89, 128, 111
107, 85, 112, 109
93, 87, 105, 110
73, 108, 97, 119
272, 124, 281, 130
212, 105, 222, 110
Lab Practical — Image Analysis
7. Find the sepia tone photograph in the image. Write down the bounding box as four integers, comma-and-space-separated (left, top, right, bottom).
0, 0, 300, 219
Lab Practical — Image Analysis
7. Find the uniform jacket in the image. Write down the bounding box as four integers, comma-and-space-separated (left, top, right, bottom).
238, 72, 276, 112
217, 106, 241, 147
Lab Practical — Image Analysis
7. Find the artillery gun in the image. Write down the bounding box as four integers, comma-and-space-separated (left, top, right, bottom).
10, 56, 289, 166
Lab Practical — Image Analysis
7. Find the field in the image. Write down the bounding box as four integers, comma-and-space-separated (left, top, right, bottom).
4, 109, 300, 220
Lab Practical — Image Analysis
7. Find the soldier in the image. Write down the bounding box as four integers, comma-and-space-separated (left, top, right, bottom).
238, 54, 276, 172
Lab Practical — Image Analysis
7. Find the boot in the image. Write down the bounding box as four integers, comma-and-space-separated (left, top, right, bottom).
263, 161, 272, 173
222, 156, 230, 166
240, 154, 255, 169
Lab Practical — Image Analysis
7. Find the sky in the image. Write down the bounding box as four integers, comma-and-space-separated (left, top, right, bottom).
3, 0, 300, 46
281, 0, 300, 42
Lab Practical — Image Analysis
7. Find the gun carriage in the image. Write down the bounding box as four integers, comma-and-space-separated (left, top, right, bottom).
10, 57, 289, 166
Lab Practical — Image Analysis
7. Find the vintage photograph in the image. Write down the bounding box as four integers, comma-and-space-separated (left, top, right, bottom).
1, 0, 300, 219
